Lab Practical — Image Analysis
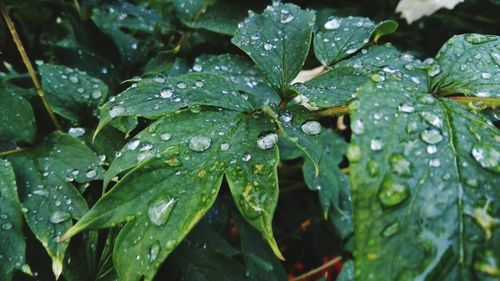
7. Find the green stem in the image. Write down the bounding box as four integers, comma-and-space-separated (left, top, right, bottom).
288, 256, 343, 281
0, 1, 62, 130
448, 96, 500, 108
314, 105, 351, 117
0, 147, 27, 157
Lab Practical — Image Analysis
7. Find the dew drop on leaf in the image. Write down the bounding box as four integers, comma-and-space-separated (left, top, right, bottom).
398, 104, 415, 113
242, 153, 252, 162
370, 138, 384, 151
68, 127, 85, 137
464, 34, 498, 45
127, 139, 140, 150
420, 111, 443, 128
160, 87, 173, 98
427, 64, 441, 77
351, 119, 365, 134
420, 129, 443, 144
347, 144, 361, 162
49, 211, 71, 224
382, 221, 399, 237
377, 177, 410, 208
301, 121, 321, 135
176, 82, 187, 89
264, 43, 274, 51
85, 169, 97, 178
257, 133, 278, 150
149, 242, 160, 262
189, 135, 211, 152
220, 143, 230, 151
160, 133, 171, 141
389, 154, 411, 176
471, 144, 500, 172
324, 18, 340, 29
1, 222, 13, 230
109, 106, 125, 118
148, 197, 176, 227
153, 76, 165, 84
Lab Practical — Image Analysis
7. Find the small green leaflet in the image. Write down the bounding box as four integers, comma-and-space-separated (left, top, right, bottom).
429, 34, 500, 97
63, 109, 283, 281
314, 16, 397, 66
232, 3, 315, 94
192, 54, 279, 107
8, 132, 105, 279
0, 159, 29, 281
39, 63, 108, 122
0, 90, 36, 145
349, 78, 500, 280
96, 73, 252, 134
91, 2, 171, 64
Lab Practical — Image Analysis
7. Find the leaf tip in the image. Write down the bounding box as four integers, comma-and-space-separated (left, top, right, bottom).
52, 259, 63, 280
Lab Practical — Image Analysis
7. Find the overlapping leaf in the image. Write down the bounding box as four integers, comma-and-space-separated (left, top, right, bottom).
0, 90, 36, 146
429, 34, 500, 97
232, 3, 316, 93
63, 108, 282, 281
96, 73, 252, 134
349, 78, 500, 280
314, 16, 397, 66
0, 159, 28, 281
8, 132, 104, 278
39, 63, 108, 122
91, 2, 171, 64
193, 54, 279, 107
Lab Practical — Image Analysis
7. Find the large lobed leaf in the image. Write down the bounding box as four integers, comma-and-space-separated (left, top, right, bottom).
349, 77, 500, 280
63, 108, 283, 281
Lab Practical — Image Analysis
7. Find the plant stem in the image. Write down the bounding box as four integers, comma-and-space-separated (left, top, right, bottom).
448, 96, 500, 108
0, 147, 27, 157
289, 256, 343, 281
0, 1, 62, 130
314, 106, 351, 117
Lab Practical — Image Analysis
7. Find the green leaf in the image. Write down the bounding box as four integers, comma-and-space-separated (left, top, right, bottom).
337, 260, 355, 281
314, 16, 397, 66
293, 44, 428, 109
0, 159, 28, 281
0, 90, 36, 145
63, 109, 282, 280
174, 0, 216, 25
39, 63, 108, 122
193, 54, 279, 107
429, 34, 500, 97
349, 79, 500, 280
303, 130, 351, 228
96, 73, 252, 134
232, 3, 316, 93
8, 132, 105, 278
91, 3, 171, 64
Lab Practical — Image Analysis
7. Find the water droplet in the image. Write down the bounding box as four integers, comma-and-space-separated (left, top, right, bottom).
398, 104, 415, 113
1, 223, 13, 230
68, 127, 85, 137
149, 242, 160, 261
351, 119, 365, 134
324, 18, 340, 29
264, 43, 273, 51
85, 169, 97, 178
370, 74, 385, 82
160, 133, 171, 141
127, 139, 140, 150
220, 143, 230, 151
481, 72, 492, 79
49, 211, 71, 224
195, 80, 204, 88
429, 159, 441, 167
242, 154, 252, 162
92, 90, 102, 99
148, 197, 176, 226
471, 144, 499, 172
176, 82, 187, 89
189, 135, 211, 152
192, 64, 202, 72
257, 133, 278, 150
370, 138, 384, 151
427, 145, 438, 154
377, 177, 410, 208
33, 189, 49, 197
367, 159, 379, 176
281, 14, 294, 24
301, 121, 321, 135
160, 87, 173, 98
382, 221, 399, 237
188, 105, 202, 113
389, 154, 411, 176
420, 112, 443, 128
428, 64, 441, 77
153, 76, 165, 84
347, 144, 361, 162
69, 75, 79, 83
420, 129, 443, 144
109, 106, 125, 118
279, 111, 292, 123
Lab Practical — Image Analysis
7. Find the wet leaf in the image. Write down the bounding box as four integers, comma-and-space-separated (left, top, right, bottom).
314, 16, 397, 66
8, 132, 104, 278
0, 159, 28, 281
232, 3, 316, 93
0, 90, 36, 145
430, 34, 500, 98
350, 78, 500, 280
39, 63, 108, 122
62, 109, 282, 280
